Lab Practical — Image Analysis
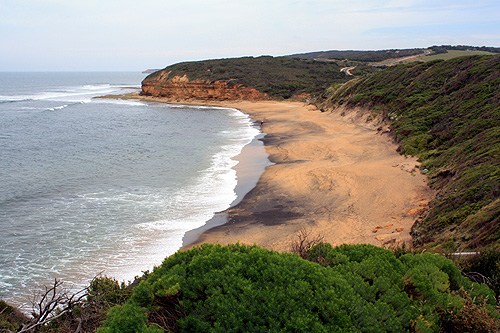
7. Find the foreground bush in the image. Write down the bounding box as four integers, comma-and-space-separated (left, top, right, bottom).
99, 243, 499, 332
308, 243, 499, 332
0, 300, 29, 332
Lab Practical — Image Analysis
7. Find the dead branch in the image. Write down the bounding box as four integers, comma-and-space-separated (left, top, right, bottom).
290, 228, 325, 260
462, 271, 493, 289
18, 278, 88, 333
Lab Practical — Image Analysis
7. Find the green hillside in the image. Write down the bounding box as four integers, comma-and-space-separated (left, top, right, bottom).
145, 56, 350, 99
287, 48, 425, 62
429, 45, 500, 55
423, 50, 496, 62
319, 55, 500, 252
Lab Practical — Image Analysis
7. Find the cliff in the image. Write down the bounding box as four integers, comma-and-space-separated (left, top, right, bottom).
141, 73, 268, 101
140, 56, 349, 100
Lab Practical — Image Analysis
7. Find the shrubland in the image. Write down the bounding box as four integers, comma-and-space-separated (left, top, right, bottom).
3, 243, 498, 332
96, 244, 500, 332
287, 48, 425, 62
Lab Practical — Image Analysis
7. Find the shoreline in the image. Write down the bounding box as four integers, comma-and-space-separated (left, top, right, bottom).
127, 94, 434, 252
182, 131, 272, 246
97, 93, 274, 251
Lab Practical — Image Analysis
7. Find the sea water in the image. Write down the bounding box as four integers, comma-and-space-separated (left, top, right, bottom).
0, 72, 260, 306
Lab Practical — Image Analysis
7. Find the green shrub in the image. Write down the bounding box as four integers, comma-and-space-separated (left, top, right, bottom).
0, 299, 28, 332
33, 276, 135, 333
308, 244, 499, 332
99, 243, 499, 332
459, 249, 500, 295
97, 302, 162, 333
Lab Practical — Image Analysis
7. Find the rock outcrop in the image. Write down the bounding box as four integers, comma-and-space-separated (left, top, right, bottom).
141, 72, 268, 101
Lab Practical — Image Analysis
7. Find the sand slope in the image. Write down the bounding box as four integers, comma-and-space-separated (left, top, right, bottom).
187, 100, 434, 252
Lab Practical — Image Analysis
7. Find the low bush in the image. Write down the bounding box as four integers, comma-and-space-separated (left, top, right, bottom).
99, 243, 499, 332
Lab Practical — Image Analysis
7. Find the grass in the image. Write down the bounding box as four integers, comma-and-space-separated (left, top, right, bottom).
422, 50, 495, 62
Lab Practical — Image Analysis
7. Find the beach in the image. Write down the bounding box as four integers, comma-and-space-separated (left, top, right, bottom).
135, 96, 434, 252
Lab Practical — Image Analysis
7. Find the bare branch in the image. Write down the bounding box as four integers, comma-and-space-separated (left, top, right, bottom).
462, 271, 493, 288
290, 228, 325, 260
18, 278, 89, 333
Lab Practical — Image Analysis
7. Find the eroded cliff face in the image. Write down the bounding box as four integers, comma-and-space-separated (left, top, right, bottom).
141, 73, 268, 101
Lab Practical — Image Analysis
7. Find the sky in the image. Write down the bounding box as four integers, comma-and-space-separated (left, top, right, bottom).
1, 0, 499, 71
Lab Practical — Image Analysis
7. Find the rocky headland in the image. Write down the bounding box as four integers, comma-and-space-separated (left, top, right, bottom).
141, 73, 268, 101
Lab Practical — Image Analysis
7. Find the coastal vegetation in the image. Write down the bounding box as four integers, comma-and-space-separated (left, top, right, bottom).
287, 48, 425, 62
98, 243, 497, 332
428, 45, 500, 55
288, 45, 500, 63
422, 50, 496, 62
4, 243, 496, 332
142, 45, 499, 102
319, 54, 500, 253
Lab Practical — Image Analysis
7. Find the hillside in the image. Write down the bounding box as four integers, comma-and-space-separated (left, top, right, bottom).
288, 48, 425, 62
319, 55, 500, 252
288, 45, 500, 63
141, 56, 350, 100
288, 45, 500, 69
429, 45, 500, 55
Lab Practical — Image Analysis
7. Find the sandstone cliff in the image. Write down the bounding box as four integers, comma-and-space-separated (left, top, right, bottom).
140, 56, 349, 99
141, 72, 268, 101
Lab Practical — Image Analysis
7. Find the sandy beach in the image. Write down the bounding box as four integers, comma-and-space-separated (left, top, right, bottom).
135, 96, 434, 252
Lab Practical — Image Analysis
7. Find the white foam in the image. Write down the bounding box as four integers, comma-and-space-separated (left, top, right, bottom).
0, 94, 35, 102
0, 84, 127, 103
109, 107, 260, 281
91, 98, 146, 107
46, 104, 68, 111
82, 84, 112, 91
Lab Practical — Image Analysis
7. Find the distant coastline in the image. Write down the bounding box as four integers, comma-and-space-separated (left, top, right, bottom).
142, 69, 161, 74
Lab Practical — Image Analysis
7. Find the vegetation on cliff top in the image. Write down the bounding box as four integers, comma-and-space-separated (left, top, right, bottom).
287, 48, 425, 62
320, 54, 500, 252
143, 56, 350, 99
288, 45, 500, 63
429, 45, 500, 55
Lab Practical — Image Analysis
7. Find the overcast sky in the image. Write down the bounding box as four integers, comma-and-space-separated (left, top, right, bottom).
1, 0, 499, 71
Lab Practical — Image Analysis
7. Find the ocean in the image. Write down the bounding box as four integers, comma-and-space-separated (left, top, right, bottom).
0, 72, 263, 307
